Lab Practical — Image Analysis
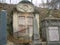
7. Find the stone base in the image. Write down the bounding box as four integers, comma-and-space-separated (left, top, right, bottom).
47, 42, 60, 45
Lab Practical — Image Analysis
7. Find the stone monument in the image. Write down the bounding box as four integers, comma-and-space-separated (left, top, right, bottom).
41, 15, 60, 45
33, 17, 40, 45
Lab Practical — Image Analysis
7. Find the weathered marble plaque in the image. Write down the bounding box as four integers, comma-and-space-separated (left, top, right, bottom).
48, 27, 59, 41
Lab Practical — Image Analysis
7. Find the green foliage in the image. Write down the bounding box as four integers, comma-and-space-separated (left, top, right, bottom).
7, 11, 13, 36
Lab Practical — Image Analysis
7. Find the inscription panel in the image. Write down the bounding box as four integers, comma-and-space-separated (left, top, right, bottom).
48, 27, 59, 41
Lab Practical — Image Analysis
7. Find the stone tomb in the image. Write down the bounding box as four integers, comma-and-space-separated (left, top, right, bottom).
41, 15, 60, 45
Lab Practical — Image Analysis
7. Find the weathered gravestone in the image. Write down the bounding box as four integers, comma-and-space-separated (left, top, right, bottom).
41, 15, 60, 45
0, 10, 7, 45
